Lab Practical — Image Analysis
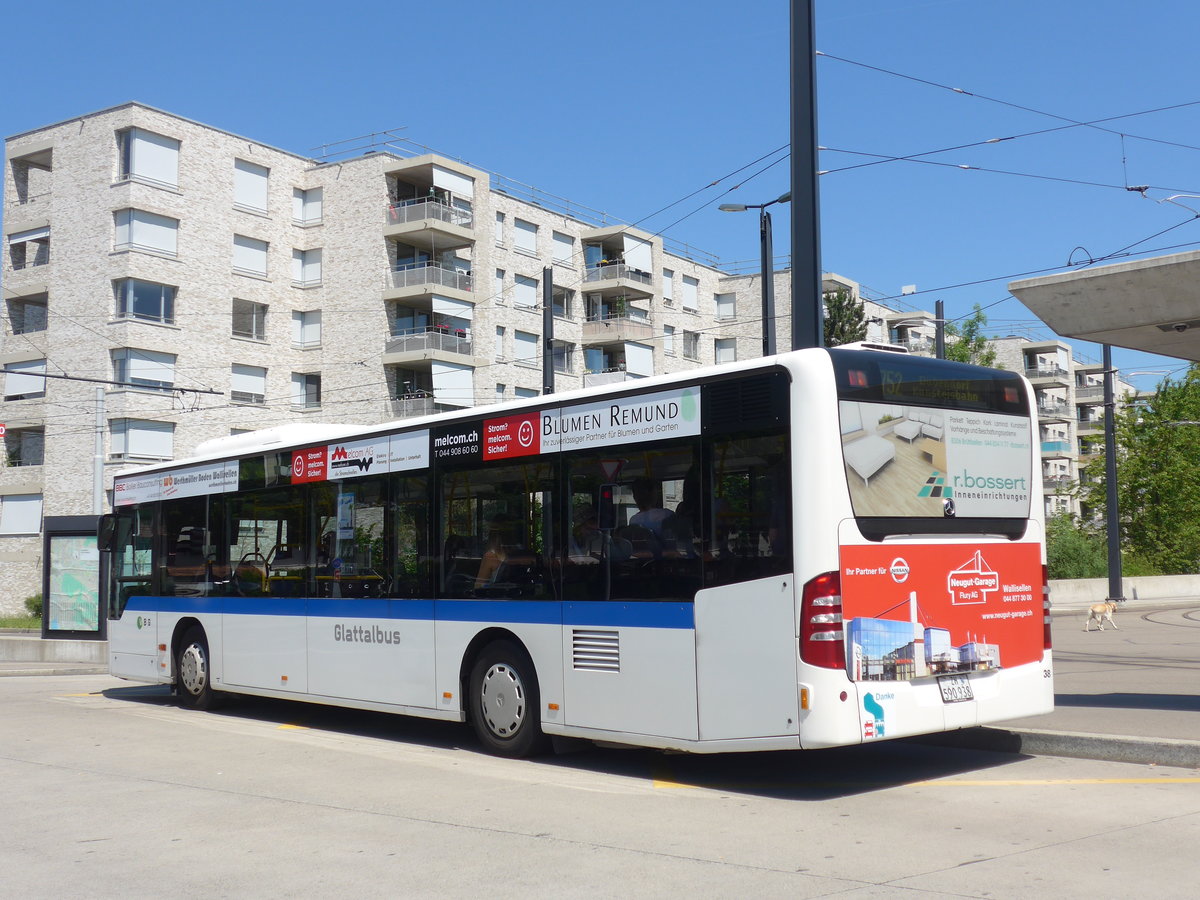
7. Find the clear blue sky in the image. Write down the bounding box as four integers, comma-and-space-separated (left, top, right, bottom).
5, 0, 1197, 388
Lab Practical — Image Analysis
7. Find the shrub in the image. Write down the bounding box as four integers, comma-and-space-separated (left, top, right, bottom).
23, 593, 43, 618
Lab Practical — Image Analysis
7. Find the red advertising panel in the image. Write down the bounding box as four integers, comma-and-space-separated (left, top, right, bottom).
840, 542, 1043, 681
291, 447, 327, 483
482, 411, 541, 460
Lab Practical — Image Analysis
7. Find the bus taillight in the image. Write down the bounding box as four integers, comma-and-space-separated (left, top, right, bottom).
1042, 564, 1053, 650
800, 571, 845, 670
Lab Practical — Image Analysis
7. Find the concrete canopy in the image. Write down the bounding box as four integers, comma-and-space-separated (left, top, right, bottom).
1009, 250, 1200, 362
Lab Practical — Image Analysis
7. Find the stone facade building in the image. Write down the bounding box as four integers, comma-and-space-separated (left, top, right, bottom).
0, 102, 798, 609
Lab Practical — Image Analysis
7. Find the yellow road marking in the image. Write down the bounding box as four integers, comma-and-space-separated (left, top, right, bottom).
277, 723, 309, 731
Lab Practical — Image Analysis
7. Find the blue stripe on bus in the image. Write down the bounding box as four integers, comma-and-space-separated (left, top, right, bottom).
122, 595, 694, 629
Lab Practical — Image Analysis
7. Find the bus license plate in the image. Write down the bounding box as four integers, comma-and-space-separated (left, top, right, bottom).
938, 674, 973, 703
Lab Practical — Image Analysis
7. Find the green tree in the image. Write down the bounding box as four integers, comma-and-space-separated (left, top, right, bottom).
823, 288, 867, 347
943, 304, 997, 367
1079, 365, 1200, 574
1045, 514, 1107, 579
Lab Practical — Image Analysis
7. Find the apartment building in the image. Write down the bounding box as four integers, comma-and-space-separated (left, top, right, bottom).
1, 103, 776, 607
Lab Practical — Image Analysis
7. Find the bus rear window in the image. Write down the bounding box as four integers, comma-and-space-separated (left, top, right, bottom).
830, 350, 1033, 537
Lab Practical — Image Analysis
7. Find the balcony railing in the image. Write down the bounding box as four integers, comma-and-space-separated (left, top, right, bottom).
584, 367, 634, 387
385, 325, 473, 357
1025, 364, 1069, 380
385, 198, 474, 229
386, 262, 472, 294
1037, 400, 1069, 416
584, 263, 652, 286
1075, 385, 1105, 400
1040, 440, 1072, 454
388, 391, 437, 419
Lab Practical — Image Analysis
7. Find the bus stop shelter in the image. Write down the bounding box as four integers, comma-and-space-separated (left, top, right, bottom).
1009, 249, 1200, 362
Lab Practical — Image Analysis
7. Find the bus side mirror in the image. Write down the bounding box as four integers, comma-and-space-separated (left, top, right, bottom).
598, 484, 617, 530
97, 513, 131, 552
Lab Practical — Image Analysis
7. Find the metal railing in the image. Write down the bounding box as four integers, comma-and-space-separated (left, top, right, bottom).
389, 391, 436, 419
1074, 385, 1105, 400
385, 326, 473, 357
386, 262, 472, 293
584, 263, 652, 286
385, 198, 474, 229
1025, 364, 1069, 379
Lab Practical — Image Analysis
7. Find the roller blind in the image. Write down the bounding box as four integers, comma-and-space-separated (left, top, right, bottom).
624, 342, 654, 377
234, 159, 269, 212
432, 362, 474, 408
0, 494, 43, 534
515, 219, 537, 254
129, 128, 179, 187
4, 359, 46, 398
233, 235, 268, 275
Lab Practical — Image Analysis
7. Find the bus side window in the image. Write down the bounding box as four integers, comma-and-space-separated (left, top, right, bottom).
705, 433, 791, 588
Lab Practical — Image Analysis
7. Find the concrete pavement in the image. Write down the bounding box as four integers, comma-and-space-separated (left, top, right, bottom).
5, 597, 1200, 768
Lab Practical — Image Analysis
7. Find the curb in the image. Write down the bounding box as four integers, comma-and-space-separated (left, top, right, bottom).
918, 726, 1200, 769
0, 666, 110, 678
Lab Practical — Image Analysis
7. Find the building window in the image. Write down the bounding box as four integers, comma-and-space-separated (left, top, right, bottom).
715, 337, 737, 364
116, 128, 179, 189
514, 274, 538, 309
663, 324, 676, 356
6, 294, 47, 334
233, 234, 269, 277
683, 331, 700, 360
496, 383, 506, 401
291, 373, 321, 409
552, 286, 574, 319
494, 269, 506, 303
552, 340, 574, 374
109, 419, 174, 461
4, 427, 44, 467
292, 310, 321, 348
514, 330, 539, 366
494, 212, 505, 245
682, 275, 699, 312
552, 231, 575, 264
291, 248, 322, 287
715, 292, 736, 320
514, 218, 538, 255
494, 326, 506, 360
0, 493, 43, 534
114, 279, 175, 324
231, 364, 267, 405
114, 209, 178, 256
392, 305, 430, 336
8, 227, 50, 270
233, 159, 270, 214
515, 387, 539, 399
292, 187, 322, 225
3, 359, 46, 400
113, 348, 176, 392
232, 299, 268, 340
663, 269, 675, 304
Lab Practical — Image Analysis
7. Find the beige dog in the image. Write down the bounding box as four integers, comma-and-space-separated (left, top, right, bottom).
1084, 600, 1119, 632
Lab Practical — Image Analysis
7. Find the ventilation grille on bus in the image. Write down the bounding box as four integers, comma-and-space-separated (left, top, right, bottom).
703, 372, 787, 433
572, 629, 620, 672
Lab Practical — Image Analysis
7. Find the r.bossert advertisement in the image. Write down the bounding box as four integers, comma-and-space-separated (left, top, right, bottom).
838, 400, 1032, 518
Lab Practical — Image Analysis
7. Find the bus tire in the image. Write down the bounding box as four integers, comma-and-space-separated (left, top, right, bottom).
176, 625, 218, 711
468, 640, 549, 758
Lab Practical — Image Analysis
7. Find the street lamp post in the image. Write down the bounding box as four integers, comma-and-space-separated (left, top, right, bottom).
719, 191, 791, 357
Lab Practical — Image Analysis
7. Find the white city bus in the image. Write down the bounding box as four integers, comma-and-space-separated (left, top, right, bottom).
102, 347, 1052, 756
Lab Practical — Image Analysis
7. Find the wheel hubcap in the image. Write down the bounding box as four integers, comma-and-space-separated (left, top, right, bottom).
179, 643, 208, 696
480, 662, 525, 738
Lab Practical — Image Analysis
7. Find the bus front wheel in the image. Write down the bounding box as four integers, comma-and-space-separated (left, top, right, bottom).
176, 626, 218, 710
468, 640, 549, 758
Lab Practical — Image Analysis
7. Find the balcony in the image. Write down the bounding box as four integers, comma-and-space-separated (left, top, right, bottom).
582, 263, 654, 299
1036, 399, 1070, 421
382, 325, 474, 366
387, 391, 437, 420
1075, 385, 1105, 402
1042, 475, 1072, 492
384, 262, 472, 298
384, 199, 474, 251
584, 366, 636, 388
1024, 364, 1070, 385
581, 311, 654, 346
1077, 416, 1104, 435
1040, 440, 1072, 456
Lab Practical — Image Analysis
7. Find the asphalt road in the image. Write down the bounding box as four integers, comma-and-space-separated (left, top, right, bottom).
3, 673, 1200, 898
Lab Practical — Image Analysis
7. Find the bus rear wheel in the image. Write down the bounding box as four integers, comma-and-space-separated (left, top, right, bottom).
176, 625, 218, 710
468, 640, 549, 758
